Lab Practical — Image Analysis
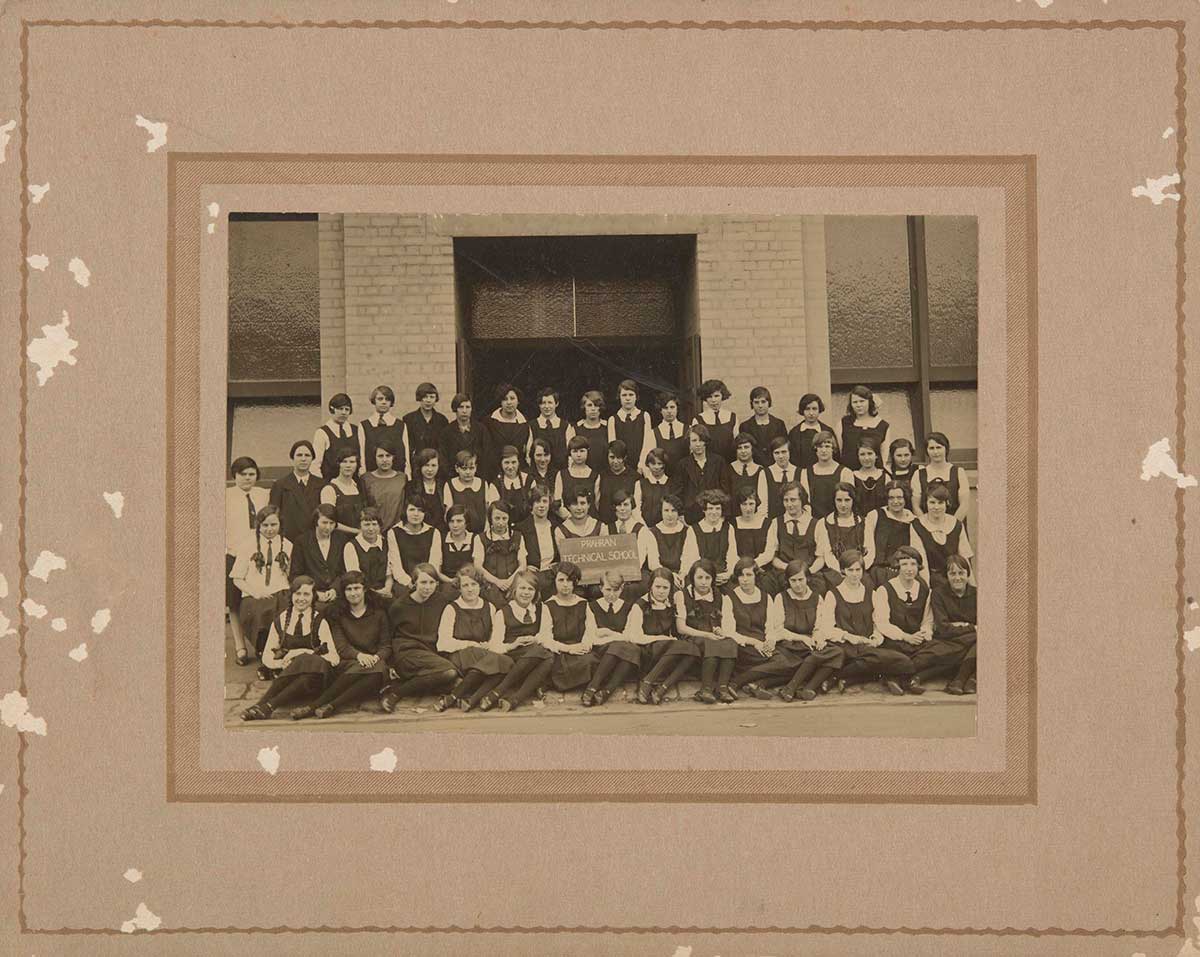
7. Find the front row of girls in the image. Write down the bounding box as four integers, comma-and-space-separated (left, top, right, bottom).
241, 547, 978, 721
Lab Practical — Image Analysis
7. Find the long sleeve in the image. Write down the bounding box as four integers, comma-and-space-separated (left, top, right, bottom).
342, 541, 360, 573
723, 525, 738, 574
757, 521, 777, 569
814, 591, 857, 645
317, 620, 339, 666
932, 589, 975, 639
606, 416, 617, 444
754, 470, 768, 517
436, 604, 469, 654
953, 467, 971, 523
637, 526, 661, 572
863, 511, 879, 566
311, 427, 330, 478
260, 623, 285, 669
919, 593, 934, 639
626, 603, 656, 645
442, 483, 456, 514
909, 525, 930, 583
330, 618, 356, 661
578, 605, 597, 653
485, 482, 500, 507
400, 424, 413, 479
957, 522, 975, 563
766, 594, 786, 640
319, 484, 337, 508
909, 471, 924, 515
872, 585, 916, 643
229, 546, 252, 594
720, 600, 736, 639
428, 528, 444, 573
799, 468, 811, 500
356, 423, 369, 477
814, 520, 838, 572
679, 527, 700, 577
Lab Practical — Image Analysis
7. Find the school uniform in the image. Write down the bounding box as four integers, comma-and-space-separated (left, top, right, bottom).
385, 590, 453, 686
720, 587, 774, 672
788, 421, 836, 471
801, 463, 854, 520
342, 533, 389, 592
408, 477, 447, 532
910, 516, 973, 585
361, 471, 407, 532
359, 412, 405, 477
890, 466, 917, 509
516, 516, 559, 599
488, 601, 550, 708
726, 460, 768, 517
268, 472, 322, 544
225, 484, 269, 611
443, 476, 498, 534
814, 582, 914, 681
669, 452, 731, 524
637, 593, 681, 669
386, 523, 444, 588
692, 409, 738, 464
733, 515, 778, 572
479, 529, 525, 606
496, 473, 531, 527
596, 467, 639, 526
912, 464, 970, 519
438, 420, 490, 482
312, 419, 361, 481
839, 415, 890, 471
763, 464, 798, 520
603, 518, 660, 600
330, 606, 391, 676
530, 414, 575, 472
439, 531, 483, 582
289, 530, 347, 598
524, 466, 559, 512
608, 408, 655, 474
400, 408, 449, 476
864, 507, 918, 588
633, 473, 670, 527
590, 597, 643, 667
538, 595, 599, 691
815, 514, 867, 591
873, 576, 933, 669
916, 582, 978, 674
739, 414, 788, 468
554, 467, 598, 519
680, 518, 738, 580
574, 420, 610, 473
652, 419, 689, 477
675, 586, 721, 660
486, 410, 533, 476
261, 606, 338, 678
736, 588, 841, 685
230, 534, 294, 653
761, 513, 822, 596
554, 519, 604, 596
437, 599, 512, 676
320, 478, 365, 530
649, 522, 693, 580
852, 469, 892, 517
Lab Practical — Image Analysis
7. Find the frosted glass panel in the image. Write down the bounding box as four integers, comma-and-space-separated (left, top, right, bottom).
831, 388, 915, 455
825, 217, 914, 369
228, 220, 320, 381
929, 388, 978, 453
925, 217, 978, 369
230, 400, 322, 471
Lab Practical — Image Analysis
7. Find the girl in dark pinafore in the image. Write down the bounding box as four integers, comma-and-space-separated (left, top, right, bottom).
479, 501, 524, 608
575, 391, 611, 474
648, 493, 693, 589
718, 558, 775, 699
815, 483, 867, 593
582, 570, 653, 707
800, 431, 854, 521
480, 569, 549, 712
839, 385, 890, 472
486, 384, 532, 475
535, 562, 599, 699
531, 388, 573, 473
319, 448, 365, 535
435, 564, 513, 712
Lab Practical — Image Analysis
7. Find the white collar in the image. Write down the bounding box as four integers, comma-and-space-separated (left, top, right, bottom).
657, 420, 683, 437
733, 460, 759, 473
768, 463, 794, 478
617, 408, 642, 421
371, 412, 396, 426
697, 518, 725, 532
286, 606, 313, 632
452, 476, 481, 490
325, 418, 353, 431
509, 600, 537, 616
550, 594, 585, 606
577, 419, 603, 428
598, 597, 625, 612
501, 473, 526, 487
397, 523, 430, 535
734, 587, 762, 603
797, 421, 822, 431
455, 596, 486, 610
883, 507, 916, 522
655, 520, 685, 533
698, 409, 733, 425
536, 413, 562, 428
736, 515, 767, 529
643, 473, 668, 485
889, 576, 922, 596
782, 512, 809, 527
355, 533, 383, 550
491, 409, 527, 425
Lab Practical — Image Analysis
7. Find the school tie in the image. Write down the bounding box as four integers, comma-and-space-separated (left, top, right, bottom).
265, 542, 273, 586
617, 520, 626, 534
523, 608, 533, 624
245, 493, 256, 528
340, 424, 348, 439
787, 520, 797, 536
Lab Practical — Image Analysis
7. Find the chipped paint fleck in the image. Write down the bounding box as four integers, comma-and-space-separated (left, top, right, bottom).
26, 253, 48, 271
21, 598, 46, 619
0, 573, 6, 598
671, 947, 693, 957
120, 902, 161, 933
1164, 127, 1176, 139
103, 491, 125, 518
50, 617, 66, 632
206, 223, 216, 234
1132, 172, 1182, 205
1141, 438, 1197, 488
29, 549, 66, 582
0, 119, 14, 163
28, 183, 48, 204
124, 868, 143, 883
1189, 597, 1199, 611
0, 612, 15, 638
257, 745, 281, 775
0, 691, 47, 735
369, 747, 398, 772
134, 114, 167, 153
68, 643, 88, 662
68, 257, 91, 287
91, 608, 112, 634
27, 310, 78, 386
1187, 627, 1200, 653
207, 202, 219, 218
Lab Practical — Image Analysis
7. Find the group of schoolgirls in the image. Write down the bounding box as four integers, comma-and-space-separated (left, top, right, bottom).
230, 377, 978, 717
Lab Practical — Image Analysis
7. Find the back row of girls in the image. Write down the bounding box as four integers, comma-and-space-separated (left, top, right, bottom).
240, 545, 978, 721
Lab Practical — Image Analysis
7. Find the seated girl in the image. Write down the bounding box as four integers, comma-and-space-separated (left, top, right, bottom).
634, 447, 671, 527
515, 484, 558, 600
408, 448, 448, 532
648, 493, 694, 589
554, 435, 598, 522
727, 432, 768, 517
479, 569, 550, 712
732, 486, 778, 579
814, 482, 870, 592
679, 489, 738, 590
763, 436, 799, 520
435, 564, 513, 712
788, 393, 837, 471
800, 431, 855, 520
294, 571, 391, 720
633, 568, 683, 704
761, 482, 825, 597
385, 497, 445, 594
495, 445, 531, 526
863, 481, 918, 589
240, 577, 337, 720
869, 545, 932, 696
911, 431, 972, 527
852, 438, 891, 516
319, 448, 365, 535
379, 564, 456, 713
436, 504, 483, 594
718, 558, 776, 700
604, 489, 661, 601
924, 553, 978, 695
288, 503, 346, 613
479, 500, 526, 607
596, 440, 639, 526
909, 485, 974, 588
534, 561, 599, 701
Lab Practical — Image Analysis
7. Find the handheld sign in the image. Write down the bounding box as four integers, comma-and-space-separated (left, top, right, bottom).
556, 533, 640, 585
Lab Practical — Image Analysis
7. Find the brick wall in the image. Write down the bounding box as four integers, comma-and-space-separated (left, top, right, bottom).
317, 213, 346, 410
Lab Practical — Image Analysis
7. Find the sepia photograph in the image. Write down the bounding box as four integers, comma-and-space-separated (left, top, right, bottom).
223, 212, 980, 736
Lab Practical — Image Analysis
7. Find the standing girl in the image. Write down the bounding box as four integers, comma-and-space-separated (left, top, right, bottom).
379, 564, 457, 712
443, 450, 498, 535
436, 504, 482, 592
909, 485, 974, 587
582, 571, 650, 706
887, 438, 918, 505
480, 569, 550, 712
361, 441, 407, 533
800, 431, 854, 520
740, 386, 788, 468
438, 394, 490, 484
399, 383, 448, 479
553, 436, 598, 522
408, 449, 447, 532
296, 571, 390, 720
269, 442, 322, 544
852, 438, 891, 517
289, 504, 346, 611
311, 393, 358, 481
435, 564, 513, 712
763, 436, 799, 520
575, 390, 611, 474
479, 501, 525, 607
515, 485, 559, 600
341, 507, 391, 600
692, 379, 737, 464
596, 440, 639, 526
839, 386, 890, 471
229, 505, 293, 671
319, 448, 365, 535
386, 498, 444, 593
608, 379, 656, 475
226, 456, 269, 666
911, 432, 971, 526
814, 483, 869, 592
788, 393, 837, 471
495, 445, 531, 527
524, 437, 560, 521
727, 433, 768, 517
486, 383, 532, 476
240, 577, 337, 720
633, 448, 671, 527
359, 385, 405, 479
531, 387, 574, 472
652, 391, 689, 478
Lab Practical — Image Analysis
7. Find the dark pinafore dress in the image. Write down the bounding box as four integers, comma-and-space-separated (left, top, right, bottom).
487, 414, 532, 471
524, 467, 559, 511
734, 519, 770, 563
769, 590, 827, 669
558, 467, 597, 518
804, 465, 843, 520
481, 530, 523, 604
682, 588, 730, 660
440, 532, 477, 580
766, 514, 821, 596
497, 476, 531, 527
653, 423, 689, 478
693, 520, 733, 577
361, 417, 405, 475
410, 478, 447, 531
726, 588, 771, 670
695, 412, 737, 464
390, 525, 436, 582
651, 524, 689, 577
612, 410, 652, 471
840, 416, 890, 470
448, 479, 488, 534
329, 481, 365, 530
347, 537, 388, 591
853, 469, 891, 516
890, 466, 917, 509
828, 584, 912, 677
915, 466, 966, 520
497, 601, 547, 663
319, 423, 360, 481
531, 417, 571, 471
591, 599, 641, 666
878, 578, 930, 657
821, 515, 866, 589
788, 423, 832, 471
447, 600, 512, 676
638, 596, 679, 667
869, 508, 914, 586
636, 477, 669, 527
596, 469, 638, 526
764, 466, 797, 519
275, 609, 333, 679
546, 599, 598, 691
575, 421, 610, 473
910, 518, 968, 583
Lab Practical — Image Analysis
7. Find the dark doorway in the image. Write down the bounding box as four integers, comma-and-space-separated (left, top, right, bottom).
454, 234, 700, 420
